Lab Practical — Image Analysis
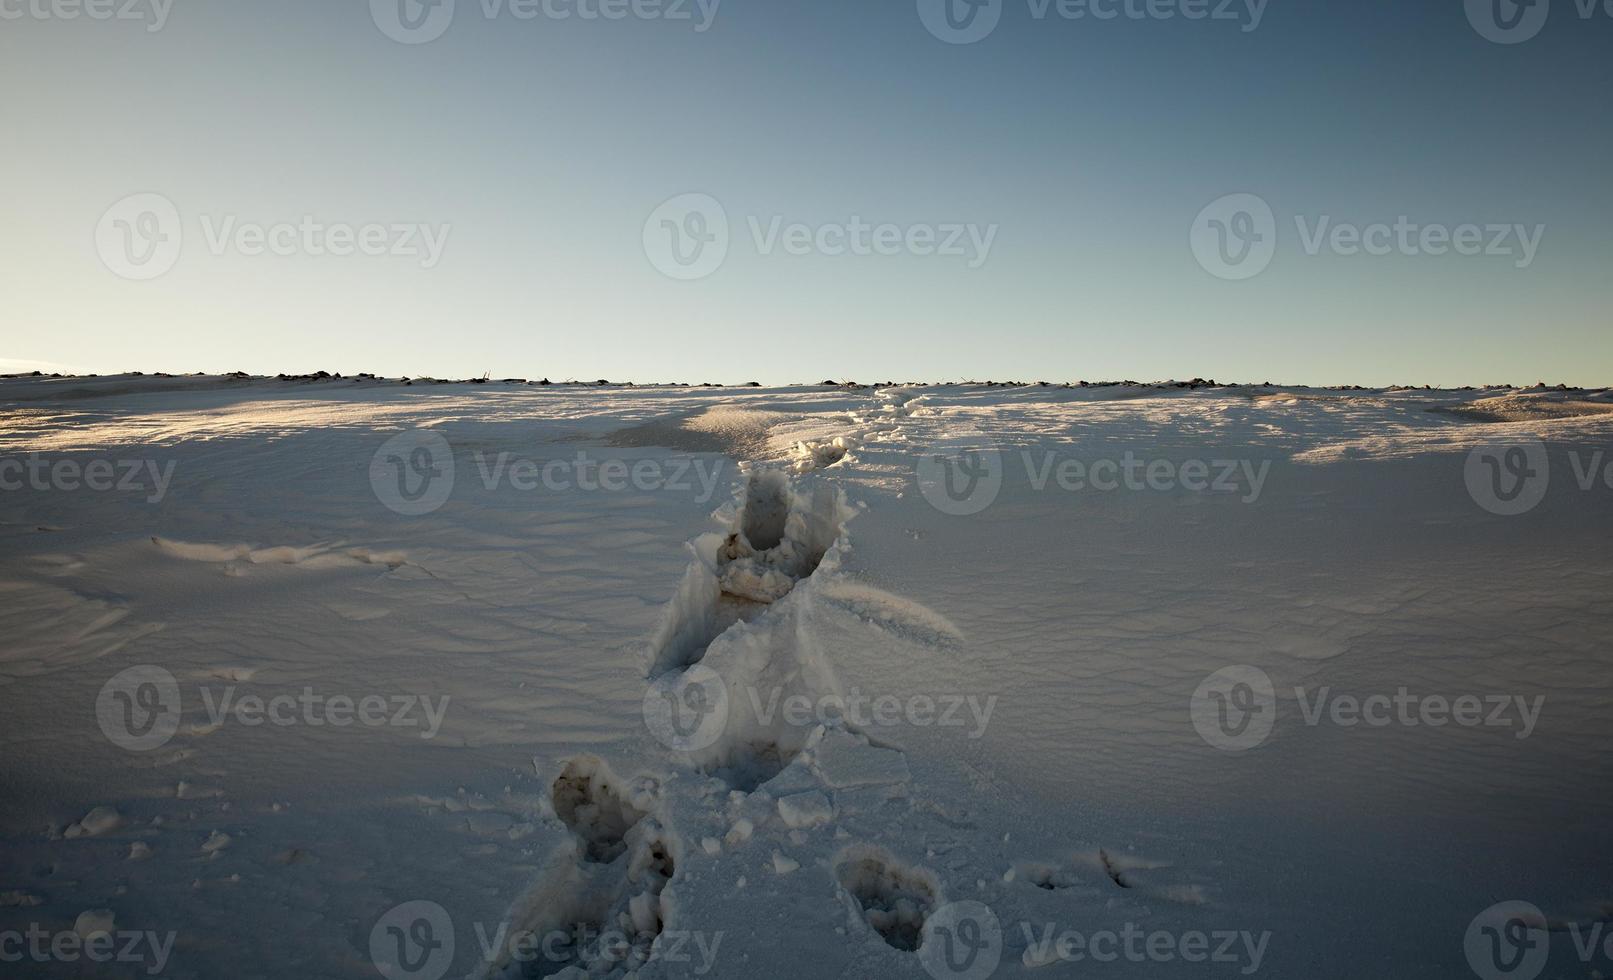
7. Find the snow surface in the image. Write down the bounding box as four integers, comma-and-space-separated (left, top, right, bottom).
1, 374, 1610, 979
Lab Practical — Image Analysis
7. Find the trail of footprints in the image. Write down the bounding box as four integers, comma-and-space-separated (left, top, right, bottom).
489, 469, 845, 977
494, 425, 1176, 976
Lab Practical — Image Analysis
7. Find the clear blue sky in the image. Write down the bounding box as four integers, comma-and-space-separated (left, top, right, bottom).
2, 0, 1609, 385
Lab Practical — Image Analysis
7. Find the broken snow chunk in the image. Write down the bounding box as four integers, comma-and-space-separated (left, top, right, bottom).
724, 818, 754, 846
465, 812, 515, 835
811, 731, 910, 788
754, 755, 822, 797
701, 837, 722, 856
772, 850, 800, 874
73, 909, 115, 940
628, 890, 661, 935
128, 841, 153, 861
777, 790, 834, 829
66, 807, 123, 838
0, 891, 42, 907
201, 830, 232, 854
790, 436, 856, 474
1158, 883, 1208, 905
65, 806, 123, 838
